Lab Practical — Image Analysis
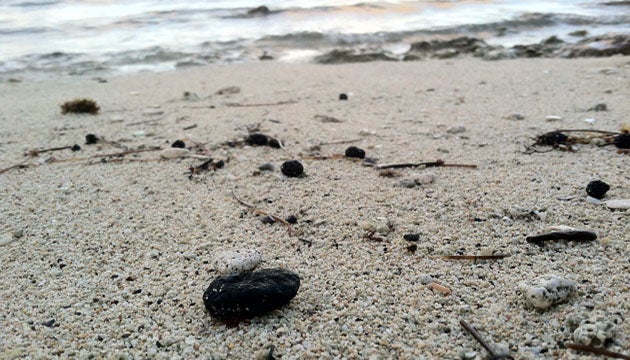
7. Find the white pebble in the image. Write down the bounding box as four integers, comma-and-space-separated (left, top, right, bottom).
160, 148, 191, 159
213, 249, 262, 274
606, 199, 630, 210
143, 109, 164, 116
519, 274, 576, 309
586, 196, 603, 205
584, 118, 595, 124
504, 112, 525, 121
545, 115, 562, 122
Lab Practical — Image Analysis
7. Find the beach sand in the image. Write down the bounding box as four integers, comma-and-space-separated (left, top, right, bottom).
0, 57, 628, 359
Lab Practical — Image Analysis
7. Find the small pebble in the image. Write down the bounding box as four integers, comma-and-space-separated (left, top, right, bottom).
519, 274, 576, 309
505, 112, 525, 121
586, 180, 610, 199
545, 115, 563, 122
215, 86, 240, 95
213, 249, 262, 275
398, 179, 417, 188
160, 148, 190, 159
203, 268, 300, 320
142, 109, 164, 116
463, 351, 478, 359
71, 144, 81, 152
182, 91, 200, 101
133, 130, 146, 138
414, 173, 436, 185
281, 160, 304, 177
584, 118, 595, 124
171, 140, 186, 148
339, 93, 348, 100
606, 199, 630, 210
258, 163, 275, 171
85, 134, 99, 145
345, 146, 365, 159
585, 196, 603, 205
446, 125, 466, 134
406, 244, 418, 253
403, 233, 420, 242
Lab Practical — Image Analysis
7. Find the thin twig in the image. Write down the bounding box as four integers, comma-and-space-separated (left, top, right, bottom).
319, 138, 363, 146
0, 162, 32, 174
438, 254, 510, 261
555, 129, 620, 135
225, 100, 297, 108
375, 160, 477, 170
565, 343, 630, 360
303, 154, 345, 160
231, 187, 296, 236
183, 124, 198, 130
460, 320, 514, 360
26, 145, 73, 156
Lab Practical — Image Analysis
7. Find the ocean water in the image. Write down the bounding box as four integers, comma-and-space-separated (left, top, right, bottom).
0, 0, 628, 75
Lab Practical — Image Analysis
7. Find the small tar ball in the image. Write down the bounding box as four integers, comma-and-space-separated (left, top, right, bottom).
171, 140, 186, 148
345, 146, 365, 159
285, 215, 298, 224
613, 134, 630, 149
281, 160, 304, 178
586, 180, 610, 199
339, 93, 348, 101
85, 134, 99, 145
403, 233, 420, 242
268, 138, 281, 148
71, 144, 81, 152
246, 133, 269, 146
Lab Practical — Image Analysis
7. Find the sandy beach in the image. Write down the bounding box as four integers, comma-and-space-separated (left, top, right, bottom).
0, 57, 628, 359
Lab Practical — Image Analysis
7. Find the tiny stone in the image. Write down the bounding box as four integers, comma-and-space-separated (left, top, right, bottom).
42, 319, 56, 327
505, 112, 525, 121
414, 173, 436, 185
446, 125, 466, 134
398, 179, 417, 188
285, 215, 298, 224
586, 180, 610, 199
545, 115, 563, 122
258, 163, 275, 171
573, 313, 620, 347
246, 133, 269, 146
85, 134, 99, 145
133, 130, 146, 138
403, 233, 420, 242
142, 109, 164, 116
590, 138, 606, 146
585, 196, 603, 205
182, 91, 200, 101
171, 140, 186, 148
71, 144, 81, 151
215, 86, 240, 95
281, 160, 304, 177
519, 274, 576, 309
345, 146, 365, 159
606, 199, 630, 210
203, 268, 300, 320
339, 93, 348, 100
464, 351, 478, 359
160, 148, 190, 159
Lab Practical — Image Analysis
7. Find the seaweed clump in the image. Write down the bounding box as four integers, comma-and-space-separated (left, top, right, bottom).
61, 98, 100, 115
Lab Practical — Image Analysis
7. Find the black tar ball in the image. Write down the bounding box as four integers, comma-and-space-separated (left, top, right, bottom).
281, 160, 304, 178
345, 146, 365, 159
339, 93, 348, 101
268, 138, 281, 148
403, 233, 420, 242
614, 134, 630, 149
71, 144, 81, 152
285, 215, 298, 224
586, 180, 610, 199
171, 140, 186, 148
246, 133, 269, 146
85, 134, 99, 145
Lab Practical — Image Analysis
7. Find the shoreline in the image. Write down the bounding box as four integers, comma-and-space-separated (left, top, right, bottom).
1, 57, 628, 359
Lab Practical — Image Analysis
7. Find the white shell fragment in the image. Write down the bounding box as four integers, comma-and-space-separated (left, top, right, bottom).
519, 274, 576, 309
545, 115, 563, 122
605, 199, 630, 210
160, 148, 191, 159
574, 313, 620, 347
213, 249, 262, 274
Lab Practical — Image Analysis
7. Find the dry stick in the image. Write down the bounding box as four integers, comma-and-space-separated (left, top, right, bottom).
439, 254, 510, 261
565, 343, 630, 360
0, 162, 32, 174
375, 160, 477, 170
231, 187, 296, 236
27, 145, 73, 156
460, 320, 514, 360
225, 100, 297, 108
182, 124, 198, 130
319, 138, 363, 146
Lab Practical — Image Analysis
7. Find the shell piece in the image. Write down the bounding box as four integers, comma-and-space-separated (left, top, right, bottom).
519, 274, 576, 309
606, 199, 630, 210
